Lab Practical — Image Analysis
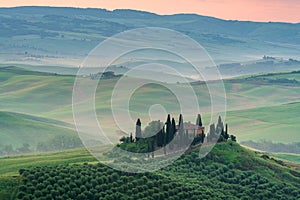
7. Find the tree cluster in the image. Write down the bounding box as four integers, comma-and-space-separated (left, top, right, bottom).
207, 116, 236, 143
119, 114, 206, 157
119, 114, 238, 158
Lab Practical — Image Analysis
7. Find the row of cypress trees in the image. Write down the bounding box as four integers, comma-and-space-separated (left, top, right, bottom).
122, 114, 234, 157
133, 114, 205, 156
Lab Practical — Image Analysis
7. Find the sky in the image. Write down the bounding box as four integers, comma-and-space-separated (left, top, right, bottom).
2, 0, 300, 23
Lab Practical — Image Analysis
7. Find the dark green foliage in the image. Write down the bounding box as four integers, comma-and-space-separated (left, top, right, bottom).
191, 127, 206, 146
0, 178, 18, 200
225, 124, 229, 140
120, 120, 163, 154
196, 114, 203, 127
170, 118, 176, 145
19, 169, 26, 175
166, 115, 171, 144
135, 118, 142, 141
230, 135, 237, 142
156, 123, 164, 147
15, 143, 300, 200
191, 135, 203, 146
120, 114, 225, 156
200, 130, 205, 143
130, 133, 133, 143
178, 114, 182, 127
178, 114, 184, 148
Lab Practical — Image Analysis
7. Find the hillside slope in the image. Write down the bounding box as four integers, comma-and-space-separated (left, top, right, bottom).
2, 142, 299, 199
0, 111, 81, 153
227, 102, 300, 143
1, 66, 300, 145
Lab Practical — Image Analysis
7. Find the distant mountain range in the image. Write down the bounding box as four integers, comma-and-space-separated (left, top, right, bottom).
1, 6, 299, 42
0, 6, 300, 75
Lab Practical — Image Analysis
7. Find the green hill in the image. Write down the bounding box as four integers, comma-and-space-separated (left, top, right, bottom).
227, 102, 300, 143
0, 66, 75, 116
0, 111, 81, 154
1, 142, 299, 199
0, 148, 95, 177
1, 66, 300, 146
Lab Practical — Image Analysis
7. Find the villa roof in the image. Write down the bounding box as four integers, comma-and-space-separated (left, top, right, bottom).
176, 122, 202, 130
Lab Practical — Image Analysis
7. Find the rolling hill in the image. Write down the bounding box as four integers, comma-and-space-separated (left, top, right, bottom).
0, 111, 81, 154
0, 66, 299, 149
0, 6, 299, 200
0, 6, 300, 71
0, 142, 299, 199
227, 102, 300, 143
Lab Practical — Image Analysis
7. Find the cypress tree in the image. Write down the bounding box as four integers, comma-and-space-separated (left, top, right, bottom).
171, 118, 176, 141
200, 130, 205, 143
163, 127, 167, 155
166, 114, 171, 144
179, 114, 183, 127
216, 116, 224, 134
156, 122, 164, 147
135, 118, 142, 141
196, 114, 203, 127
178, 114, 184, 148
130, 133, 133, 143
219, 129, 225, 142
225, 123, 228, 134
168, 118, 176, 150
225, 124, 229, 140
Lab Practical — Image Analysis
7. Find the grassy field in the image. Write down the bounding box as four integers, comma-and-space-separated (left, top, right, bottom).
1, 66, 299, 119
227, 102, 300, 143
269, 153, 300, 165
0, 66, 299, 150
0, 148, 95, 177
0, 111, 78, 149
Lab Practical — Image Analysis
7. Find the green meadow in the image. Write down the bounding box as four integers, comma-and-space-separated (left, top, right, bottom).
268, 153, 300, 165
0, 148, 95, 177
0, 66, 300, 151
227, 102, 300, 143
0, 64, 299, 199
0, 111, 77, 148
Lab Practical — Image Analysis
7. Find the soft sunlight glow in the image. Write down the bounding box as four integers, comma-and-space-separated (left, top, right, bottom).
2, 0, 300, 23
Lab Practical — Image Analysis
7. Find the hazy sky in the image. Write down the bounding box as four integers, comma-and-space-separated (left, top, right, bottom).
2, 0, 300, 23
